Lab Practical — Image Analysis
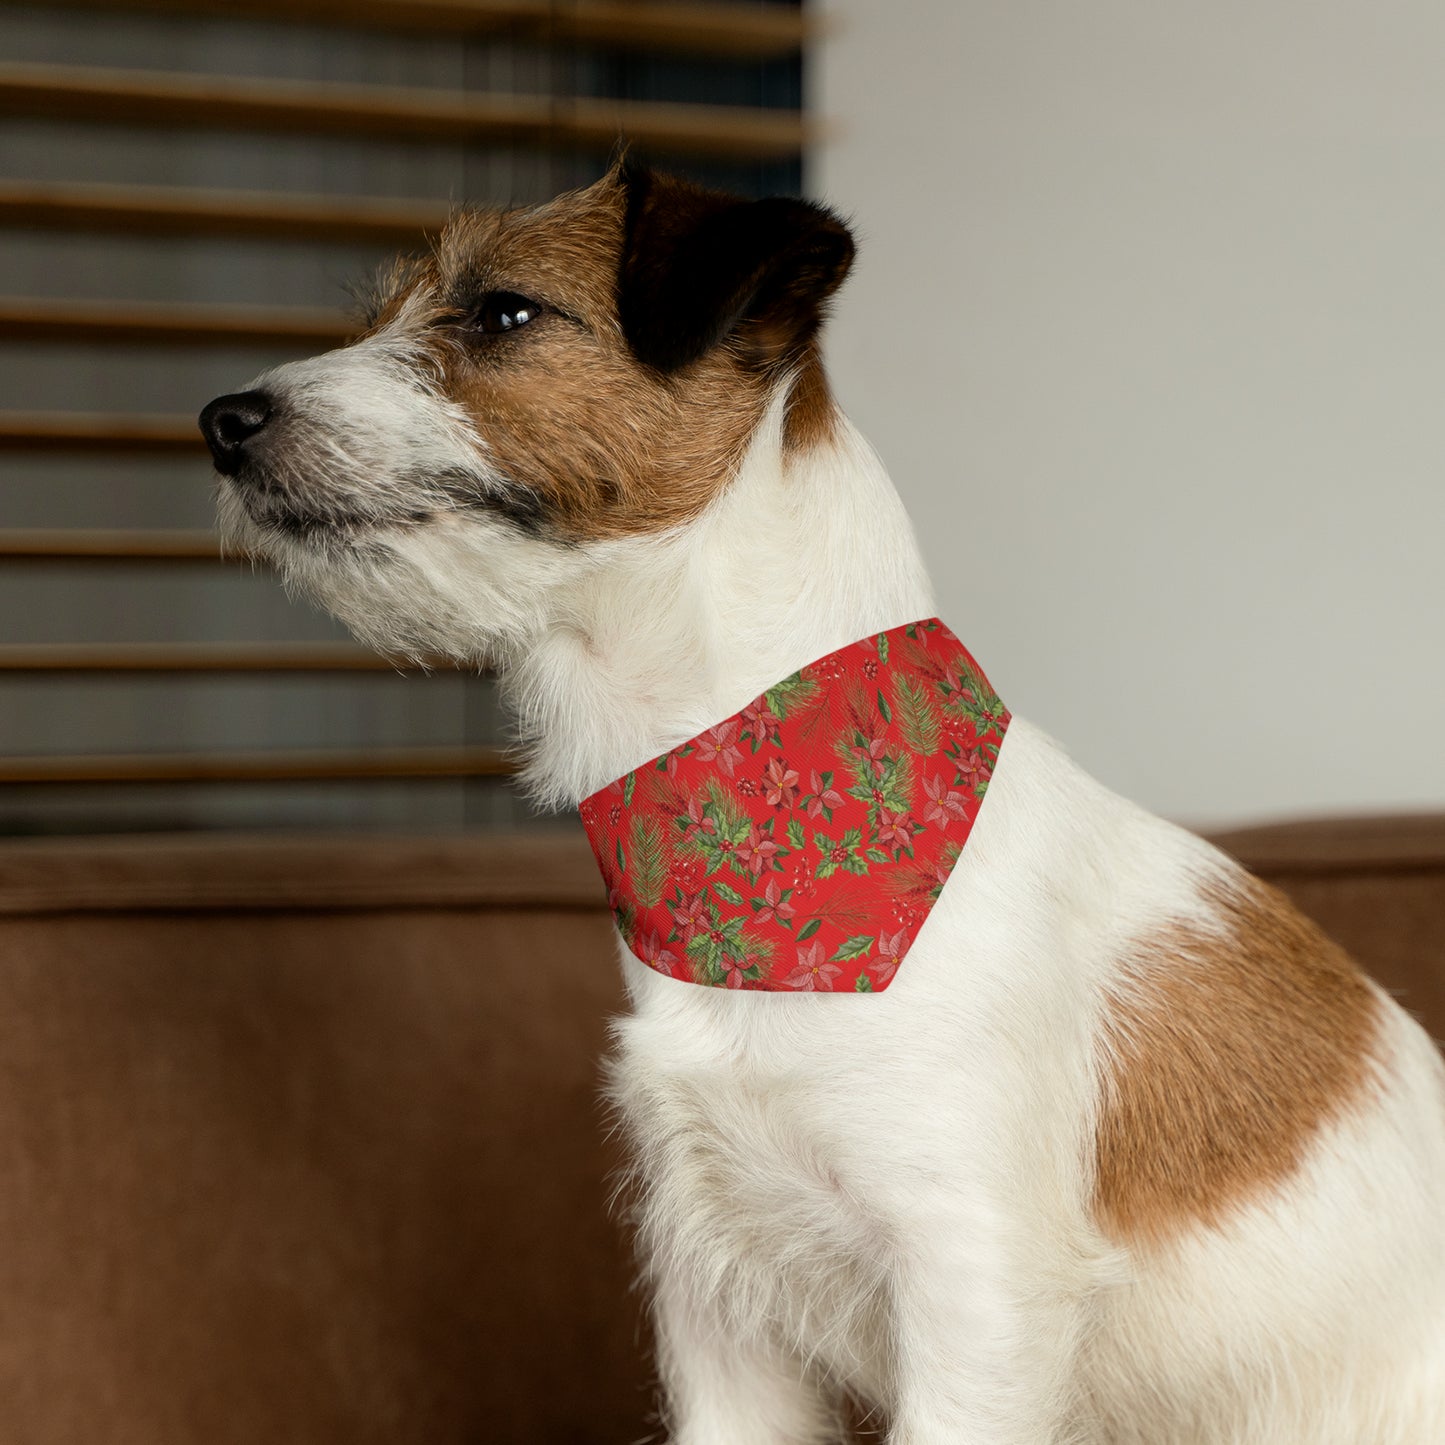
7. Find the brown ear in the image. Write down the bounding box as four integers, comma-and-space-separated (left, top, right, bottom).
617, 162, 855, 374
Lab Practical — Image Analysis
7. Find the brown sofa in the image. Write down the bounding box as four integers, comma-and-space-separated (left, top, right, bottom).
0, 817, 1440, 1443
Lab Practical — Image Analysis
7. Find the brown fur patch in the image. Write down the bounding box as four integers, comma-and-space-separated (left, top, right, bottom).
782, 344, 840, 454
366, 172, 840, 541
1093, 873, 1381, 1247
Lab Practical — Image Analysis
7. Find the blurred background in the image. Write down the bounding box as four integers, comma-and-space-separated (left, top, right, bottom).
0, 0, 802, 837
819, 1, 1445, 827
2, 0, 1441, 838
0, 5, 1442, 1443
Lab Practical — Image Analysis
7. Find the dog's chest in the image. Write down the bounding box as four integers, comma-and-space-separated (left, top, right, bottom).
611, 982, 895, 1387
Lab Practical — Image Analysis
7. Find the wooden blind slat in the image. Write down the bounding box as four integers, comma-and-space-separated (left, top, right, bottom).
0, 180, 448, 245
0, 297, 353, 348
0, 529, 227, 561
0, 412, 202, 452
0, 643, 427, 672
0, 745, 513, 783
0, 62, 811, 161
0, 0, 809, 58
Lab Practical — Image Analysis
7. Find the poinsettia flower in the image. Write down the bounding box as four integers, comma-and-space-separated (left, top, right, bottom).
694, 721, 743, 777
871, 929, 909, 987
875, 809, 915, 853
761, 757, 801, 809
784, 941, 843, 991
753, 876, 795, 926
804, 770, 846, 820
635, 930, 679, 977
719, 955, 755, 989
954, 747, 989, 794
680, 795, 716, 842
669, 894, 710, 944
863, 737, 888, 776
740, 699, 782, 746
922, 774, 969, 826
735, 823, 781, 877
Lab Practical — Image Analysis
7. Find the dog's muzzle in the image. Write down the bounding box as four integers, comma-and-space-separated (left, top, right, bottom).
199, 390, 273, 476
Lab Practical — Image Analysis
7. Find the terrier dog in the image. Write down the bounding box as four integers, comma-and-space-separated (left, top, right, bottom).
200, 163, 1445, 1444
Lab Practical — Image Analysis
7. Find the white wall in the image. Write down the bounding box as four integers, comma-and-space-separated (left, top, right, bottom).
813, 1, 1445, 827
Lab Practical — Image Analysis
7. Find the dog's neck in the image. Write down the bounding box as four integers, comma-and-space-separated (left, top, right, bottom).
502, 394, 936, 809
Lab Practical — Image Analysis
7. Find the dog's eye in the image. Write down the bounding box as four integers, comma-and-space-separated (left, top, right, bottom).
472, 291, 543, 334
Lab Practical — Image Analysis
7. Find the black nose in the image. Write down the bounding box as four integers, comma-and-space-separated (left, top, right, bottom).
199, 390, 272, 475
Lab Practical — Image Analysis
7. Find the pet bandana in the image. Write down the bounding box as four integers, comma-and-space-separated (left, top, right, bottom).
580, 619, 1009, 993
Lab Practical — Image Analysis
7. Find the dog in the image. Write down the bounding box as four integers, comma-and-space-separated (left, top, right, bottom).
200, 162, 1445, 1444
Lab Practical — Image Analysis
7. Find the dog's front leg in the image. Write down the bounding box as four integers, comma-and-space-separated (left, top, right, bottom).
652, 1273, 844, 1445
883, 1210, 1093, 1445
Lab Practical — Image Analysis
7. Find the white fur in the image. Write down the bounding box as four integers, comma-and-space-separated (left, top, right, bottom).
221, 347, 1445, 1444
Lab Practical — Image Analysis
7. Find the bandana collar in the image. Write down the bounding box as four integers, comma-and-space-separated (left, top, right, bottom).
580, 619, 1009, 993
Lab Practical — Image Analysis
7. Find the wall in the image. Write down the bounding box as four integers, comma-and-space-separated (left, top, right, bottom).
813, 1, 1445, 827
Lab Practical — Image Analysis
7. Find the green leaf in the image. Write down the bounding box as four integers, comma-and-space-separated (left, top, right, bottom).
764, 671, 818, 721
623, 771, 636, 805
797, 918, 822, 942
705, 779, 748, 838
787, 817, 806, 849
866, 847, 892, 863
876, 687, 892, 724
713, 881, 744, 905
855, 973, 874, 993
877, 633, 890, 663
629, 815, 667, 909
896, 674, 942, 755
615, 838, 625, 873
830, 934, 874, 962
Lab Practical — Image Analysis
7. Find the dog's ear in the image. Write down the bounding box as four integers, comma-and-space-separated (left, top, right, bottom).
617, 162, 855, 374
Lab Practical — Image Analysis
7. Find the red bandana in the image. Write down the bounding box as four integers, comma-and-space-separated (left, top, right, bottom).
580, 620, 1009, 993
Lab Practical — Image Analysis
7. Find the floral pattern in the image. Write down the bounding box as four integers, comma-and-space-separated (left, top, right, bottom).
580, 619, 1009, 993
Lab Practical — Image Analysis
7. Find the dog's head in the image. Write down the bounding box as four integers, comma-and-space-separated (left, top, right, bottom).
200, 163, 854, 661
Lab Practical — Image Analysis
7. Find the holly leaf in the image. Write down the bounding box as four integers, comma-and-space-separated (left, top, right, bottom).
855, 973, 874, 993
877, 633, 890, 663
830, 934, 874, 962
866, 847, 892, 863
787, 818, 806, 849
713, 881, 744, 906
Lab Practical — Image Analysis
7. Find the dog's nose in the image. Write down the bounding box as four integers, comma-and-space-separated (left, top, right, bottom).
199, 390, 273, 475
